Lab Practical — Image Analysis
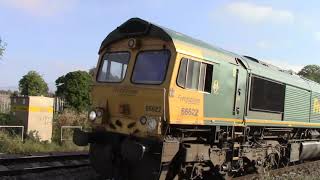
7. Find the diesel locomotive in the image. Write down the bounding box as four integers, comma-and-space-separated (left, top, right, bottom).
73, 18, 320, 179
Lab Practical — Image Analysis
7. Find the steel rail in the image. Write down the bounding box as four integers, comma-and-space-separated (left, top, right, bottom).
233, 159, 320, 180
0, 152, 90, 177
0, 152, 88, 164
0, 162, 90, 176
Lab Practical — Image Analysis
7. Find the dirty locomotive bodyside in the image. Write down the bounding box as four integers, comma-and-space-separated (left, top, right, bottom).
73, 18, 320, 179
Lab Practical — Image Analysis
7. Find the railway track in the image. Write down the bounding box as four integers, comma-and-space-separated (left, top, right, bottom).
3, 150, 319, 179
233, 159, 320, 180
0, 152, 90, 177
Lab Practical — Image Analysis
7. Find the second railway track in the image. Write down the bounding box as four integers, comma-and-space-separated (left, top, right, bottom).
0, 152, 90, 177
234, 159, 320, 180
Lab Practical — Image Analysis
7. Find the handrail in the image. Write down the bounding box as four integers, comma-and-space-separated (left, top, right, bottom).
0, 125, 24, 141
60, 126, 82, 142
163, 88, 167, 122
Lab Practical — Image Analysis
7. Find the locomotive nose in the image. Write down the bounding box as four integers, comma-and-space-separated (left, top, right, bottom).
86, 131, 163, 180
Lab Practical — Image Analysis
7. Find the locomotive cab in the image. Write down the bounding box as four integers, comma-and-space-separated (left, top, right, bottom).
91, 39, 174, 138
74, 18, 179, 179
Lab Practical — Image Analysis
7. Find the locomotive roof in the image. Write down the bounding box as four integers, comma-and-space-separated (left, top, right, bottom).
99, 18, 240, 62
99, 18, 320, 93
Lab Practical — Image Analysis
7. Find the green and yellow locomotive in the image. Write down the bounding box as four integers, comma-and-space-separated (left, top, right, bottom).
73, 18, 320, 179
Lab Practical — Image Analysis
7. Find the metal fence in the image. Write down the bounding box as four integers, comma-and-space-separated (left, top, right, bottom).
60, 126, 82, 142
54, 97, 65, 114
1, 95, 64, 114
0, 125, 24, 141
0, 94, 11, 113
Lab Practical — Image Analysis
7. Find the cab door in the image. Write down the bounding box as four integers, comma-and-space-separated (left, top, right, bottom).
203, 61, 247, 125
233, 65, 248, 119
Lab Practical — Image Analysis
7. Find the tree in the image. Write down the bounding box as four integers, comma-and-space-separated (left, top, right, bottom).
19, 71, 49, 96
0, 37, 6, 59
298, 65, 320, 83
89, 67, 96, 77
55, 70, 92, 112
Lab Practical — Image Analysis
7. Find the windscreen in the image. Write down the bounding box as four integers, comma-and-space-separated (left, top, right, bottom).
97, 52, 130, 82
132, 50, 170, 84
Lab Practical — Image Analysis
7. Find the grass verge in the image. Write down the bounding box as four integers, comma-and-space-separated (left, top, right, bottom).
0, 110, 90, 154
0, 131, 88, 154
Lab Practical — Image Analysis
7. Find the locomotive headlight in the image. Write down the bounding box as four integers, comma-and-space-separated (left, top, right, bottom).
140, 116, 147, 125
146, 117, 157, 132
88, 111, 97, 121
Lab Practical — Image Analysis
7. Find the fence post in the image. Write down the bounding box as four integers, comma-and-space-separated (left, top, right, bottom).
60, 126, 83, 142
0, 126, 24, 141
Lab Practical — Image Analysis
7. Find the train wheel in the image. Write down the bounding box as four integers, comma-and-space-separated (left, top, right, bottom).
89, 143, 113, 178
223, 173, 234, 180
256, 153, 280, 174
264, 153, 279, 170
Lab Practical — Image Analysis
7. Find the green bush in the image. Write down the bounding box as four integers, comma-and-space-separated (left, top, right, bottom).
52, 109, 90, 144
0, 109, 90, 154
0, 113, 11, 125
0, 112, 23, 126
0, 131, 88, 154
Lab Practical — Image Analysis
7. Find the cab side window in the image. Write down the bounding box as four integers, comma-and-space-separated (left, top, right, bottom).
177, 58, 213, 93
177, 58, 188, 87
186, 60, 201, 89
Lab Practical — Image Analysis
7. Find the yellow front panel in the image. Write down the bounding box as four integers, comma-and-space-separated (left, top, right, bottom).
92, 85, 165, 136
91, 37, 176, 137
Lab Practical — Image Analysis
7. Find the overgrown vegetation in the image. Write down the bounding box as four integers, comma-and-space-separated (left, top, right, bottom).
0, 110, 90, 154
0, 113, 22, 125
0, 131, 87, 154
0, 113, 11, 125
298, 64, 320, 83
52, 109, 90, 144
19, 71, 49, 96
55, 71, 92, 112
